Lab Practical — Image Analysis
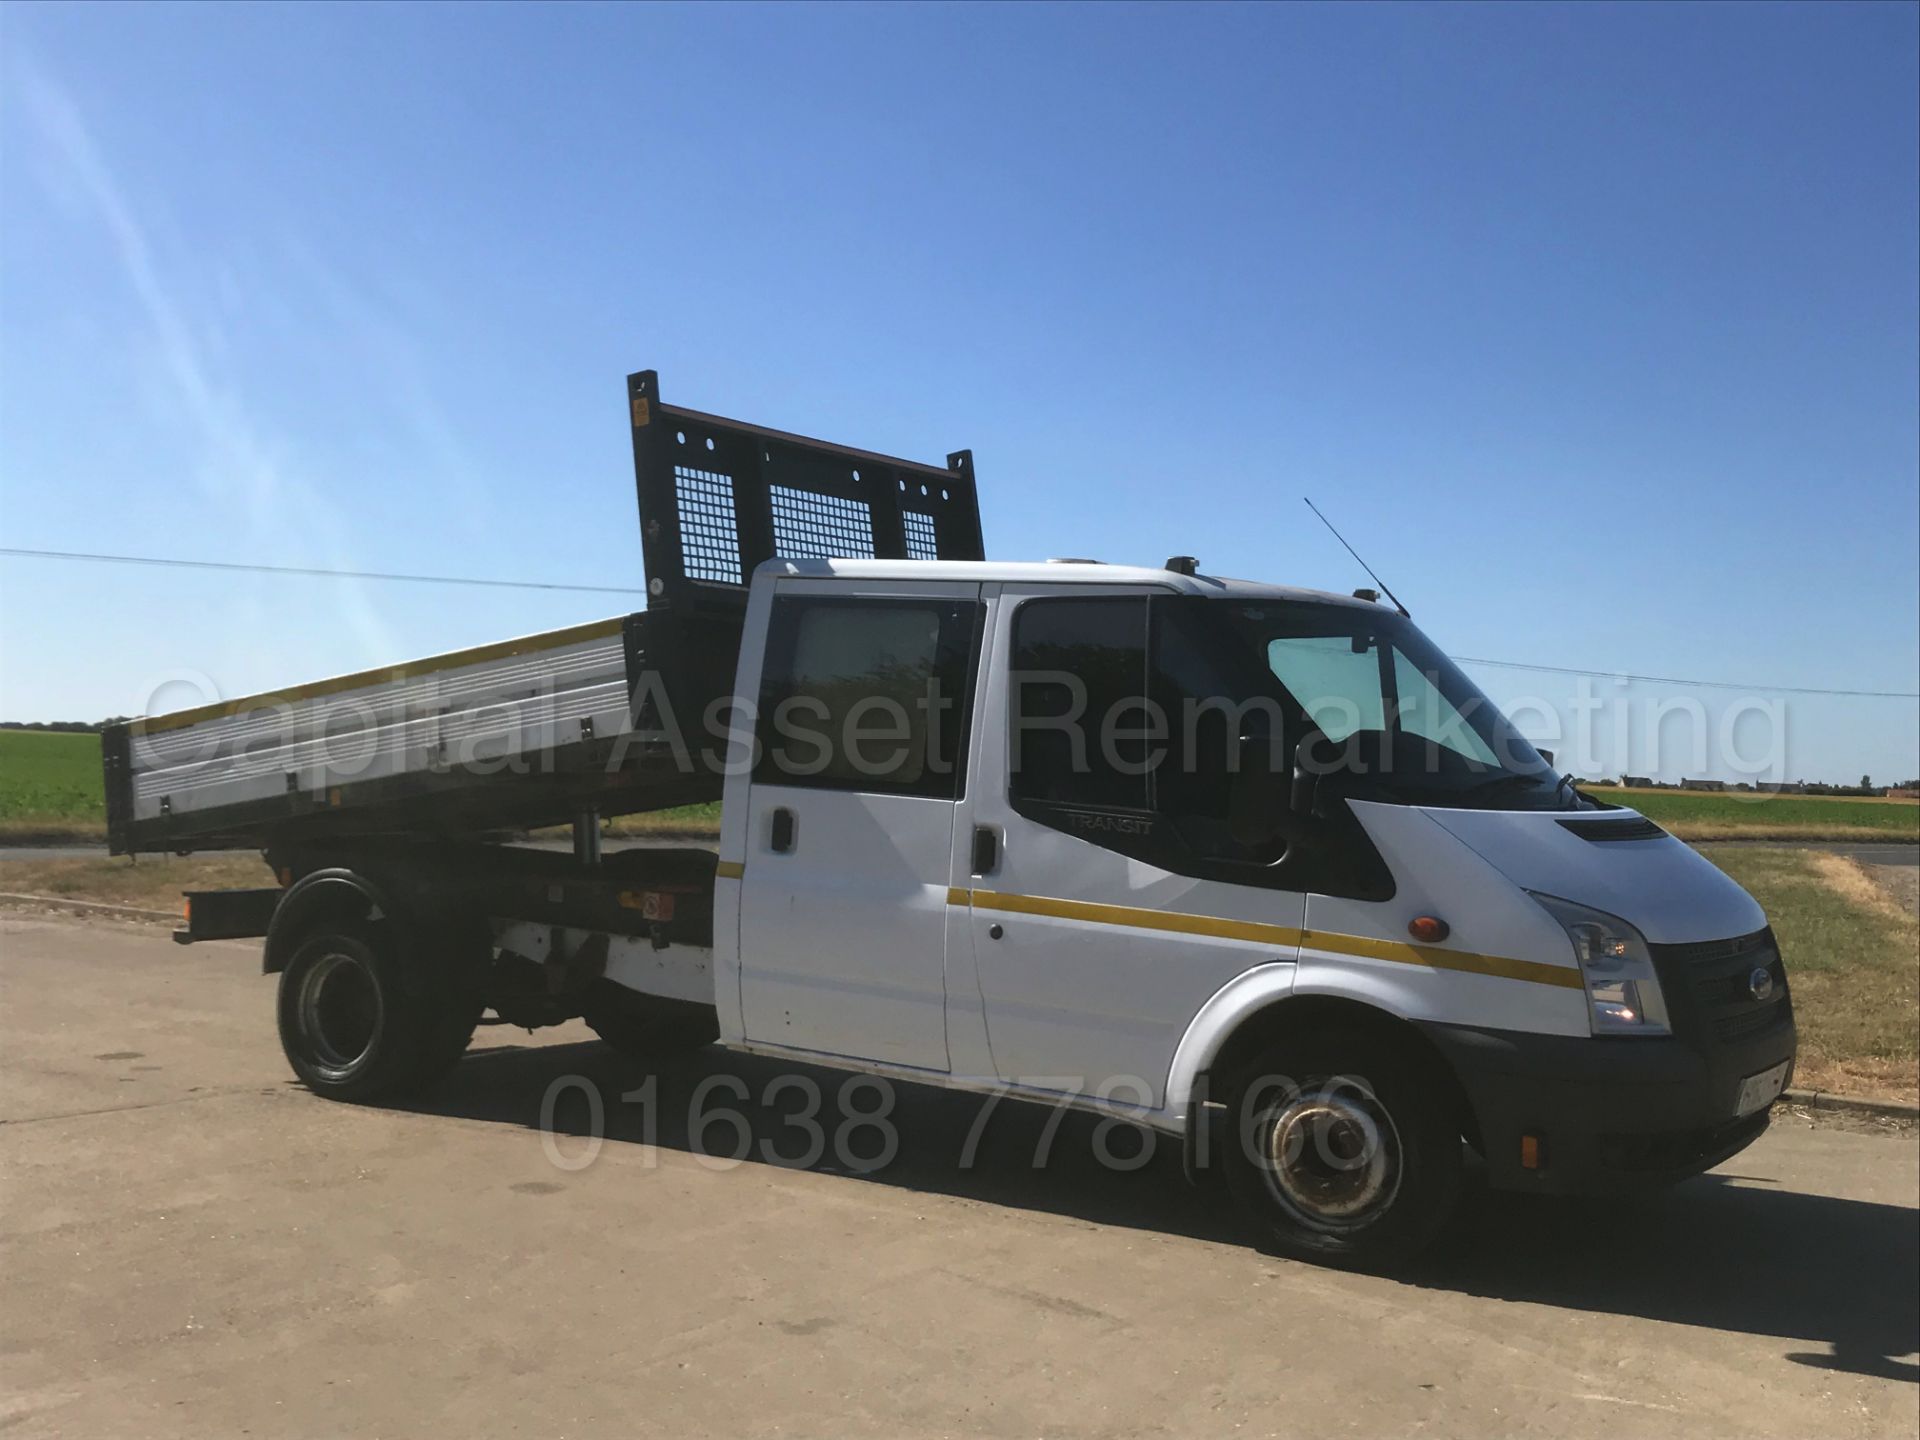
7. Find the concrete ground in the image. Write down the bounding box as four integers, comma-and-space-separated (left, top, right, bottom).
2, 915, 1916, 1439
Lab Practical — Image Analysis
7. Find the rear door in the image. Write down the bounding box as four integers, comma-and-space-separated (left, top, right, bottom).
736, 580, 983, 1071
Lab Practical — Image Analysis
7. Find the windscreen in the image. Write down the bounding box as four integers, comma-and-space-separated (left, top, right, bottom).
1185, 597, 1566, 809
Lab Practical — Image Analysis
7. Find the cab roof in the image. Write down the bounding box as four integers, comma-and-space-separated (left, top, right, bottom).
759, 557, 1383, 610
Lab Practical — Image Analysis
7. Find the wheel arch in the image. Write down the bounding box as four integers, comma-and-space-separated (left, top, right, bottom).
262, 868, 404, 975
1171, 977, 1481, 1162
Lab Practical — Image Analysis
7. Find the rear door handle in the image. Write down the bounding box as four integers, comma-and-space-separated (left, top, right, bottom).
971, 825, 999, 876
770, 807, 796, 854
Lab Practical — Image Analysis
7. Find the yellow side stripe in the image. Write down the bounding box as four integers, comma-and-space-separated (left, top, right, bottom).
967, 887, 1304, 947
1305, 929, 1583, 990
955, 887, 1582, 991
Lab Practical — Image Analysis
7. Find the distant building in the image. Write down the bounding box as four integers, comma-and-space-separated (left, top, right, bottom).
1621, 776, 1653, 789
1682, 778, 1727, 792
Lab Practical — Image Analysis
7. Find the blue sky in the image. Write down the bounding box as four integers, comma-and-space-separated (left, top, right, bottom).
2, 2, 1915, 784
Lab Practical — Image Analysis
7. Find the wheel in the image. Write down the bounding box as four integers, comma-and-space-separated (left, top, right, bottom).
1220, 1027, 1463, 1270
580, 982, 718, 1061
407, 924, 488, 1092
278, 926, 429, 1101
276, 919, 484, 1102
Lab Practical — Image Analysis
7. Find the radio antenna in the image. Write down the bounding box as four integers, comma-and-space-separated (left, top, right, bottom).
1303, 497, 1410, 617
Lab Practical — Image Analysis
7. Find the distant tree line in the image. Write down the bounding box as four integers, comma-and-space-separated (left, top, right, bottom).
1598, 775, 1917, 798
0, 720, 127, 733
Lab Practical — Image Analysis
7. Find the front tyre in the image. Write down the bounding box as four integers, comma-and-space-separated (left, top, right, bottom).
277, 927, 433, 1103
1221, 1028, 1463, 1270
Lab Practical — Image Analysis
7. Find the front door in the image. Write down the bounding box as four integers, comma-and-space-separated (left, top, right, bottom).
736, 582, 983, 1071
957, 586, 1307, 1106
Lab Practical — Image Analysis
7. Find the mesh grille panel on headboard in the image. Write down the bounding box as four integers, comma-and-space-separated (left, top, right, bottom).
628, 369, 985, 610
769, 486, 876, 560
673, 466, 744, 584
902, 510, 940, 561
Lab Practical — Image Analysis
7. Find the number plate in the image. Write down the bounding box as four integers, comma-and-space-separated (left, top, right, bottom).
1735, 1059, 1791, 1117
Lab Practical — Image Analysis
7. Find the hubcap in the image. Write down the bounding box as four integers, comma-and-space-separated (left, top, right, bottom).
1256, 1077, 1402, 1232
297, 950, 384, 1081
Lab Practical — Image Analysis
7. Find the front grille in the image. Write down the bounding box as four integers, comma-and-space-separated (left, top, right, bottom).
1650, 927, 1793, 1052
1655, 928, 1773, 968
1715, 997, 1792, 1043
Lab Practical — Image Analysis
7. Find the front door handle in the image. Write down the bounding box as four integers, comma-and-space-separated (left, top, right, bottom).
770, 807, 796, 854
971, 825, 999, 876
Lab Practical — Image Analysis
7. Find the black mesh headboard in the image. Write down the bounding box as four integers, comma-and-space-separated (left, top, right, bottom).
626, 369, 985, 612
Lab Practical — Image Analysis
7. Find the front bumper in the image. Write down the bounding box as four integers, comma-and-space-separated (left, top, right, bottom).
1421, 1015, 1797, 1195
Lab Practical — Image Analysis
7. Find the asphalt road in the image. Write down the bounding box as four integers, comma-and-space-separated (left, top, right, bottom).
2, 915, 1916, 1438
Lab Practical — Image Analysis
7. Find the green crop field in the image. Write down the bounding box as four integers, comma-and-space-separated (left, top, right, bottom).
1584, 785, 1920, 841
0, 730, 106, 839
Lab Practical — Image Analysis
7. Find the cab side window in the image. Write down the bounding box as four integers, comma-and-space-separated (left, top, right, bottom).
1009, 596, 1151, 814
1005, 592, 1391, 899
755, 596, 981, 799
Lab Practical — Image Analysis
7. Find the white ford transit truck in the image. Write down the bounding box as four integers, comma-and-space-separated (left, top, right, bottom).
112, 370, 1797, 1267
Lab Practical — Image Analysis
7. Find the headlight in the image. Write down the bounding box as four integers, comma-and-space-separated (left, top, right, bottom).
1529, 893, 1670, 1036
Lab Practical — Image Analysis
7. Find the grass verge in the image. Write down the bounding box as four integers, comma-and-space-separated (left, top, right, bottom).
0, 853, 273, 913
603, 802, 722, 838
1701, 847, 1918, 1104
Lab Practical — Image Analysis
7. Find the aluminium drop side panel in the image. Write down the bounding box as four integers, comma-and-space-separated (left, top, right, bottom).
113, 617, 641, 853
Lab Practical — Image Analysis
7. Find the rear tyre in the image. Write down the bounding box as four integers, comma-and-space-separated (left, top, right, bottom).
1221, 1028, 1463, 1271
581, 982, 718, 1061
277, 926, 433, 1103
406, 922, 488, 1093
410, 985, 483, 1092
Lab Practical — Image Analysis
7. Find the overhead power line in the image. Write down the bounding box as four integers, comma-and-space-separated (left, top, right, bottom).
0, 546, 647, 597
4, 545, 1916, 699
1451, 655, 1918, 700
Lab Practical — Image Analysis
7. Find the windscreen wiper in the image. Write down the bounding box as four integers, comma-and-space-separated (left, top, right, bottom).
1464, 770, 1549, 795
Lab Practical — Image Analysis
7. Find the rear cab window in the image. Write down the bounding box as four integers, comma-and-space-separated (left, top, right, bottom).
754, 595, 982, 798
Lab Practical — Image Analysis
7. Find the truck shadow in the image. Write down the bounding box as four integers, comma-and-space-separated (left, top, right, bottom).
399, 1038, 1918, 1384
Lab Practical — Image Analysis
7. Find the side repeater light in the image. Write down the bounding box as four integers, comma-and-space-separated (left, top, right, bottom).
1408, 915, 1450, 943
